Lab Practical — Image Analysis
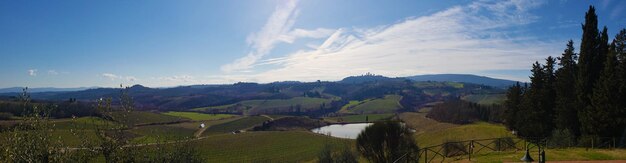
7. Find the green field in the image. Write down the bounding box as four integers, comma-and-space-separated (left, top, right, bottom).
162, 112, 236, 121
52, 117, 120, 130
413, 81, 464, 89
130, 124, 197, 143
461, 94, 506, 105
202, 116, 270, 136
414, 122, 513, 147
195, 131, 352, 162
192, 97, 332, 113
340, 95, 403, 114
324, 113, 394, 123
110, 111, 184, 126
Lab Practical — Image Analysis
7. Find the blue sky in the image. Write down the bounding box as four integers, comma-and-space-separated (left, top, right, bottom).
1, 0, 625, 88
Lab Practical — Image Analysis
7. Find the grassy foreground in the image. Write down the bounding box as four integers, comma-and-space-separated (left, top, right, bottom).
195, 131, 352, 162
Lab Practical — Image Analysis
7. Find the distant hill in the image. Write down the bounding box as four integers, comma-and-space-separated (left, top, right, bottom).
339, 74, 399, 84
0, 87, 96, 93
405, 74, 519, 88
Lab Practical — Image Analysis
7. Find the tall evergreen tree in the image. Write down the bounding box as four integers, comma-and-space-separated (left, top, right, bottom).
587, 45, 620, 137
576, 6, 604, 136
517, 62, 553, 139
554, 40, 581, 136
542, 56, 557, 134
504, 82, 524, 131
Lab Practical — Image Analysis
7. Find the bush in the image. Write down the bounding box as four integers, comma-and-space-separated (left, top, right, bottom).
317, 144, 358, 163
442, 140, 467, 157
548, 129, 575, 148
493, 137, 516, 151
356, 121, 419, 163
0, 112, 12, 120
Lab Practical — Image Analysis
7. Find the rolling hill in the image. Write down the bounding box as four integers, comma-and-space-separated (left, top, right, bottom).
405, 74, 520, 88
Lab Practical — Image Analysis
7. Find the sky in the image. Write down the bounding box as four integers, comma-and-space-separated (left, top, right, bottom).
1, 0, 626, 88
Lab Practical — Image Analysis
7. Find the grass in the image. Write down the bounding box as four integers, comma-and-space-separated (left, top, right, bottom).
415, 122, 513, 147
202, 116, 270, 136
130, 125, 197, 143
162, 111, 236, 121
109, 111, 184, 126
341, 95, 403, 114
324, 113, 394, 123
52, 117, 120, 130
464, 148, 626, 162
191, 97, 333, 113
398, 112, 458, 136
195, 131, 352, 162
461, 94, 506, 105
413, 81, 464, 89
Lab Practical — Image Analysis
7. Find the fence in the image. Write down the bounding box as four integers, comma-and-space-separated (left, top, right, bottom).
400, 136, 626, 163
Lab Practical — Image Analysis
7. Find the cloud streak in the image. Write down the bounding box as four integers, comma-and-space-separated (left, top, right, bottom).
221, 0, 334, 73
28, 69, 37, 76
218, 0, 560, 83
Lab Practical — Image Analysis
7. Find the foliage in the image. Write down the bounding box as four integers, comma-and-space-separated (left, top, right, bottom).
317, 144, 358, 163
162, 111, 235, 121
356, 121, 419, 163
0, 112, 12, 120
427, 98, 504, 124
442, 140, 467, 157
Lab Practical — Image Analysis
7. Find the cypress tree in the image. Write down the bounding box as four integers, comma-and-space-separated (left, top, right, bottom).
554, 40, 581, 136
542, 56, 557, 134
588, 44, 620, 137
504, 82, 524, 131
518, 62, 552, 139
576, 6, 603, 136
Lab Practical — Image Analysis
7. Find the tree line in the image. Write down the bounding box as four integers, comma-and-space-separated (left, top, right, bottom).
427, 98, 504, 124
504, 6, 626, 142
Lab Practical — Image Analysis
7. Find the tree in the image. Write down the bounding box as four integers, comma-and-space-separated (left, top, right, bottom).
554, 40, 581, 136
504, 82, 524, 131
576, 6, 608, 137
356, 121, 419, 163
586, 43, 622, 137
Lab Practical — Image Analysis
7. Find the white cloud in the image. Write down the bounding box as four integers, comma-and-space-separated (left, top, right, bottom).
126, 76, 138, 82
47, 70, 59, 75
28, 69, 37, 76
221, 0, 335, 72
220, 0, 560, 83
102, 73, 120, 80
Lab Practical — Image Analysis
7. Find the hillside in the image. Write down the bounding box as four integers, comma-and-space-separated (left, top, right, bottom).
405, 74, 519, 88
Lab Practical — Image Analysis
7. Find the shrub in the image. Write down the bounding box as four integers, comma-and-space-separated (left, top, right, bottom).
356, 121, 419, 163
548, 129, 575, 148
0, 112, 12, 120
442, 140, 467, 157
493, 137, 516, 151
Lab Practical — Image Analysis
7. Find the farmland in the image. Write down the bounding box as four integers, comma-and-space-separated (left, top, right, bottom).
162, 112, 236, 121
339, 95, 403, 114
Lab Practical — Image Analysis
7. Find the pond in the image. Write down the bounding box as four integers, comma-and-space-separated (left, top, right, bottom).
311, 123, 372, 139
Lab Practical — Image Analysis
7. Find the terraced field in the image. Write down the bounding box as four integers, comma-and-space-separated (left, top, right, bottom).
324, 113, 394, 123
201, 116, 270, 136
340, 95, 403, 114
192, 97, 332, 114
461, 94, 506, 105
162, 111, 236, 121
109, 111, 184, 126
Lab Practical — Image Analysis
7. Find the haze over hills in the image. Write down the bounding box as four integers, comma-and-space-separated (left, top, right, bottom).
0, 87, 97, 93
405, 74, 520, 88
0, 74, 510, 113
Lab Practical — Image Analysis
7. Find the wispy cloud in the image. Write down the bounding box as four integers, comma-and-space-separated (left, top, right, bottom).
102, 73, 120, 80
221, 0, 559, 83
102, 73, 138, 83
47, 70, 59, 75
221, 0, 334, 73
28, 69, 37, 76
